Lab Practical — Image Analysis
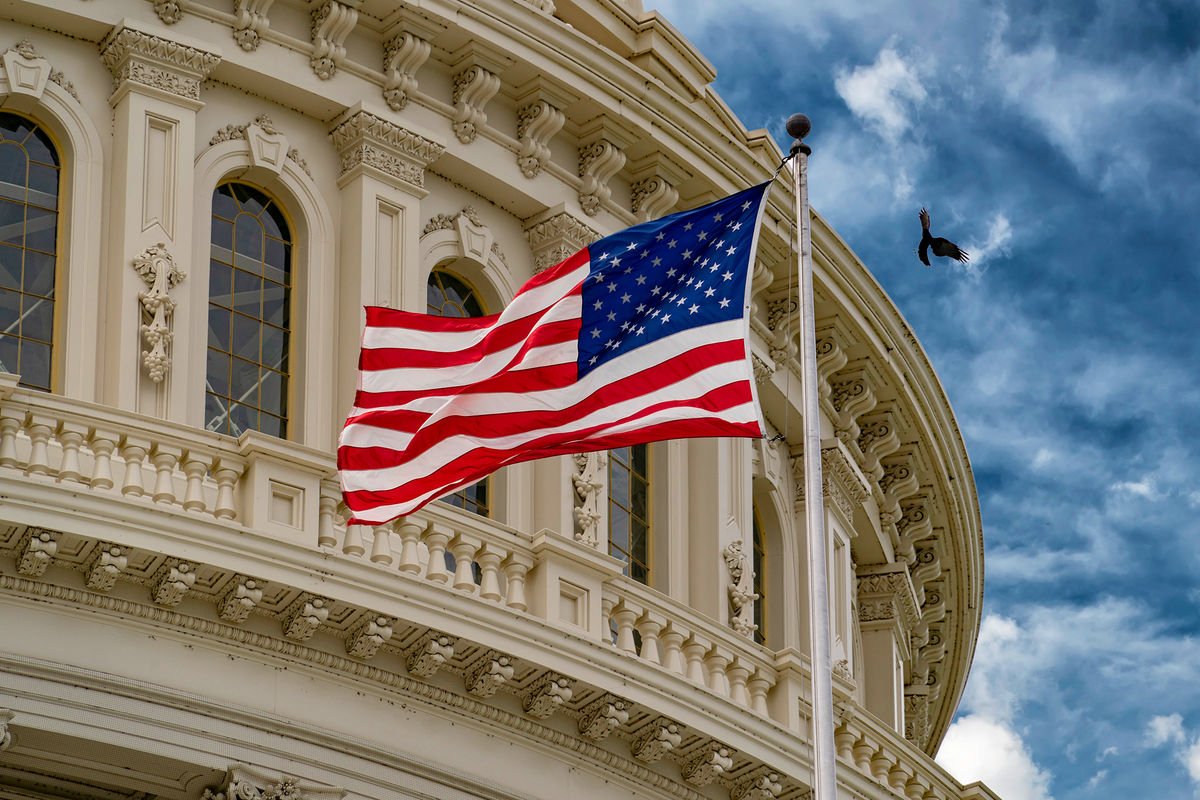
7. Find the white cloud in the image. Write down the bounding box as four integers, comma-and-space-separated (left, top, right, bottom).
963, 213, 1014, 269
1147, 714, 1185, 746
939, 715, 1053, 800
834, 46, 928, 143
1110, 478, 1160, 500
1085, 769, 1108, 789
1031, 448, 1056, 469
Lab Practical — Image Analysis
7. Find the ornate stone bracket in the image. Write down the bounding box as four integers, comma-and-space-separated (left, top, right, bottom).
346, 614, 395, 659
451, 62, 502, 144
631, 718, 682, 762
578, 694, 630, 741
516, 98, 565, 178
16, 529, 58, 577
523, 209, 598, 273
382, 31, 431, 111
233, 0, 275, 52
792, 441, 870, 521
203, 765, 346, 800
721, 540, 758, 638
132, 243, 185, 384
571, 450, 605, 547
151, 559, 196, 606
576, 118, 632, 216
681, 742, 735, 786
218, 576, 264, 623
85, 543, 127, 591
329, 109, 444, 194
3, 39, 78, 101
283, 596, 330, 641
627, 154, 686, 221
856, 564, 922, 657
731, 769, 783, 800
464, 650, 514, 697
522, 672, 573, 718
405, 630, 456, 677
0, 709, 12, 752
99, 25, 221, 107
211, 114, 311, 177
310, 0, 360, 80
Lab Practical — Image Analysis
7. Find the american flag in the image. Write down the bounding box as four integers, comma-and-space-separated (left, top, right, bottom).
338, 182, 772, 525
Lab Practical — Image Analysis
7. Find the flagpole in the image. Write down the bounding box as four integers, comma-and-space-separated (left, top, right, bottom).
787, 113, 838, 800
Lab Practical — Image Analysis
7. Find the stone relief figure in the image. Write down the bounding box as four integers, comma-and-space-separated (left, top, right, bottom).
722, 540, 759, 637
572, 451, 605, 547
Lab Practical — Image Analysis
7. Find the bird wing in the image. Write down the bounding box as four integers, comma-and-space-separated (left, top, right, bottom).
941, 240, 970, 262
919, 207, 931, 232
918, 237, 931, 266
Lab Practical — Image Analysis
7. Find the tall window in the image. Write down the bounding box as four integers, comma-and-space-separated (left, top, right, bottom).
427, 268, 489, 516
0, 113, 60, 391
206, 183, 292, 437
752, 508, 767, 646
609, 444, 650, 583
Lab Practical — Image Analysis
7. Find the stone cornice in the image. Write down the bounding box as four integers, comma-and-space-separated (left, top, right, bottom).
99, 24, 221, 105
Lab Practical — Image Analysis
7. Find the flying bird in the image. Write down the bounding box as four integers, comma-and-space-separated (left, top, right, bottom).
917, 208, 969, 267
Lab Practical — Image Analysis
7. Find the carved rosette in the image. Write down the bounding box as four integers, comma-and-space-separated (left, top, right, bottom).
722, 540, 758, 637
132, 243, 185, 383
631, 718, 682, 762
516, 99, 565, 178
329, 110, 445, 193
451, 65, 501, 144
577, 139, 625, 216
382, 31, 431, 111
523, 211, 598, 273
570, 451, 605, 547
233, 0, 276, 52
310, 1, 359, 80
153, 0, 183, 24
99, 27, 221, 105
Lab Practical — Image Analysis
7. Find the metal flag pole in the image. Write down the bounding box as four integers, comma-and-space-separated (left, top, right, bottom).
787, 113, 838, 800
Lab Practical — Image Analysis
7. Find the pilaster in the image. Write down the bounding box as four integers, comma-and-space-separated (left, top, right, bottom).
98, 21, 220, 421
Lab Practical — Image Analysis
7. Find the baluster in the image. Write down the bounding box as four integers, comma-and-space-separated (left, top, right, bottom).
342, 523, 366, 557
476, 545, 503, 602
369, 522, 394, 565
396, 517, 424, 573
888, 761, 914, 793
870, 748, 893, 784
0, 410, 21, 468
501, 552, 531, 611
317, 482, 340, 547
727, 658, 751, 706
423, 523, 452, 584
181, 452, 211, 512
612, 602, 638, 654
88, 430, 117, 489
449, 533, 480, 592
905, 775, 930, 800
852, 734, 876, 773
119, 436, 149, 496
211, 459, 243, 520
57, 422, 87, 483
25, 414, 52, 475
600, 593, 617, 644
747, 669, 773, 715
660, 624, 686, 674
835, 720, 857, 761
682, 635, 709, 684
635, 610, 665, 665
150, 444, 181, 504
703, 645, 731, 697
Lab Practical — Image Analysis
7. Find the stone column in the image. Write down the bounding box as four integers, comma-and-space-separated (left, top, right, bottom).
328, 105, 445, 421
98, 22, 220, 420
857, 563, 920, 734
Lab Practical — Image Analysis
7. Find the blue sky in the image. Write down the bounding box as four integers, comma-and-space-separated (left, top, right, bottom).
649, 1, 1200, 797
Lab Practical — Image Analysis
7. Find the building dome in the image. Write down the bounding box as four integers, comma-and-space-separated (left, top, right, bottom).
0, 2, 993, 799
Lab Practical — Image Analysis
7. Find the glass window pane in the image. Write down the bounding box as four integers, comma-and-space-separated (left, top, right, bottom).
262, 205, 286, 239
609, 507, 629, 552
204, 393, 228, 433
24, 206, 56, 253
262, 285, 287, 327
232, 270, 261, 316
209, 261, 231, 307
0, 245, 19, 289
632, 444, 648, 477
208, 306, 231, 350
261, 324, 284, 368
258, 413, 282, 437
610, 464, 629, 507
26, 128, 57, 166
206, 349, 230, 396
0, 333, 18, 375
212, 217, 233, 254
212, 185, 238, 219
260, 369, 283, 416
229, 403, 256, 437
0, 143, 27, 194
21, 296, 52, 341
24, 250, 54, 297
27, 163, 58, 202
235, 216, 263, 262
231, 357, 259, 408
232, 313, 259, 361
0, 199, 24, 244
21, 339, 49, 389
0, 287, 18, 328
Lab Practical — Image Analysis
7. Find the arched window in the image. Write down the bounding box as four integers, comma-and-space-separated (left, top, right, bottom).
0, 113, 60, 392
427, 267, 490, 516
609, 444, 650, 583
205, 182, 292, 437
752, 508, 767, 646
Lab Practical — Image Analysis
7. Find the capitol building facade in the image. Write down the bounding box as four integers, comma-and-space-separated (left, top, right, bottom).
0, 2, 997, 800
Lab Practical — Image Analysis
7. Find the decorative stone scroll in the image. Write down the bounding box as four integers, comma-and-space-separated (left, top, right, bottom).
85, 543, 127, 591
721, 540, 758, 637
465, 650, 514, 697
522, 672, 573, 718
792, 442, 870, 520
218, 576, 264, 623
132, 243, 185, 383
283, 596, 330, 641
627, 154, 685, 221
731, 769, 784, 800
578, 694, 630, 741
631, 718, 682, 762
681, 742, 735, 786
405, 630, 456, 677
346, 614, 395, 659
571, 450, 605, 547
0, 709, 12, 751
451, 63, 502, 144
99, 26, 221, 105
150, 559, 196, 606
577, 139, 624, 216
383, 31, 431, 111
203, 765, 346, 800
233, 0, 275, 52
310, 0, 359, 80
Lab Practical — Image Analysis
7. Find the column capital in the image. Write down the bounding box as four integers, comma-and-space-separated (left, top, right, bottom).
523, 205, 599, 273
329, 105, 445, 195
99, 22, 221, 108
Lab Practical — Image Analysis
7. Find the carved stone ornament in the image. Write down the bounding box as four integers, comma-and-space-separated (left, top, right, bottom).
218, 576, 264, 623
631, 718, 682, 762
751, 354, 775, 386
405, 630, 456, 678
577, 138, 625, 216
451, 64, 501, 144
630, 175, 679, 221
522, 672, 573, 718
151, 559, 196, 606
465, 650, 515, 697
310, 1, 359, 80
571, 451, 605, 547
523, 211, 599, 273
153, 0, 183, 24
283, 596, 330, 641
681, 742, 735, 786
516, 99, 565, 178
792, 443, 870, 519
85, 543, 127, 591
731, 769, 784, 800
233, 0, 275, 52
3, 39, 78, 101
329, 110, 444, 190
99, 27, 221, 104
383, 31, 431, 111
203, 765, 346, 800
0, 709, 13, 752
132, 243, 185, 383
346, 614, 395, 659
16, 528, 59, 576
722, 540, 759, 637
578, 694, 630, 741
209, 115, 311, 177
